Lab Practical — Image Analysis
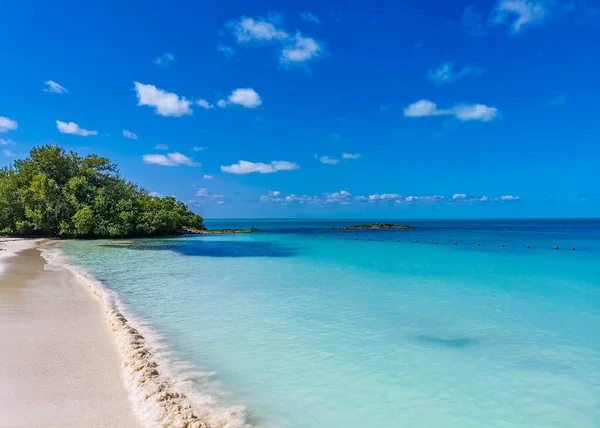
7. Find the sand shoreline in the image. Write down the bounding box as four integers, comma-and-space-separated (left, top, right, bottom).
1, 239, 244, 428
0, 239, 138, 427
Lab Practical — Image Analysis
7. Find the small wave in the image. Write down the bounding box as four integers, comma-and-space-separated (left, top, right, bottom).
41, 243, 250, 428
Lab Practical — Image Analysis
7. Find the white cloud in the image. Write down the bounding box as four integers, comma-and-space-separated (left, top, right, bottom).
227, 16, 288, 43
217, 44, 236, 58
299, 12, 322, 24
491, 0, 548, 33
155, 144, 169, 150
153, 53, 176, 67
203, 174, 214, 180
281, 34, 322, 65
43, 80, 68, 94
404, 100, 498, 121
0, 116, 18, 133
428, 63, 482, 84
196, 99, 213, 109
195, 188, 224, 201
221, 160, 299, 174
56, 120, 97, 136
133, 81, 192, 117
404, 100, 438, 117
192, 146, 207, 152
318, 155, 339, 165
369, 193, 401, 202
225, 16, 323, 70
3, 149, 15, 157
219, 88, 262, 108
123, 130, 138, 140
463, 6, 485, 36
143, 152, 199, 167
342, 153, 361, 159
259, 191, 520, 205
0, 138, 15, 145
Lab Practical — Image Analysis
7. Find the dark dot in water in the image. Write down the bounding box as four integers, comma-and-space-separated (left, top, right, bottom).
434, 241, 437, 244
572, 247, 576, 251
527, 245, 531, 248
454, 241, 457, 245
414, 240, 418, 243
555, 246, 559, 250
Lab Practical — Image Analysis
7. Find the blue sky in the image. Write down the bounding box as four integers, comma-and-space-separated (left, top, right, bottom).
1, 0, 599, 219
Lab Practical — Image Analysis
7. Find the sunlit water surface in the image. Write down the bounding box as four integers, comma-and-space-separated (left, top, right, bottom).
61, 219, 600, 427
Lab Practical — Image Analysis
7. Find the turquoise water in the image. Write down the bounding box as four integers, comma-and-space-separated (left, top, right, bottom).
61, 220, 600, 427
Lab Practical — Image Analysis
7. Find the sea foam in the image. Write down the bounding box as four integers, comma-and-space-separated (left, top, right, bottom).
41, 244, 250, 428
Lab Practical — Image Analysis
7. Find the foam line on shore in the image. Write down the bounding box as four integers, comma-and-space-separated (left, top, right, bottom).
41, 243, 249, 428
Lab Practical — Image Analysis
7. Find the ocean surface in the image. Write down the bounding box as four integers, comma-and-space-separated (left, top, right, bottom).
59, 219, 600, 427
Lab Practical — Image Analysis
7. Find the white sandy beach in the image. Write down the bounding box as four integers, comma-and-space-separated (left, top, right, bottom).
0, 239, 138, 427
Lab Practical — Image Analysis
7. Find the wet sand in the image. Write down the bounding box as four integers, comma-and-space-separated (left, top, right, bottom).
0, 240, 138, 427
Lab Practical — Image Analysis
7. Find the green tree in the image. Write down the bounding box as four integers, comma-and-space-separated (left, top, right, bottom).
0, 145, 204, 238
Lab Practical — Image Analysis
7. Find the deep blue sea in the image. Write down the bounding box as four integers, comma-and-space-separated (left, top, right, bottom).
61, 219, 600, 427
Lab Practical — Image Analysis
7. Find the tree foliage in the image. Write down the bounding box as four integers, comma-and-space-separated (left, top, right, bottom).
0, 145, 204, 238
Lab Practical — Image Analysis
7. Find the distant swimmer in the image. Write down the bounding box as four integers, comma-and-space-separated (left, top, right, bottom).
572, 247, 576, 251
555, 246, 559, 250
527, 245, 531, 248
501, 243, 505, 247
414, 240, 418, 243
396, 239, 400, 242
477, 242, 481, 246
434, 241, 437, 244
454, 241, 457, 245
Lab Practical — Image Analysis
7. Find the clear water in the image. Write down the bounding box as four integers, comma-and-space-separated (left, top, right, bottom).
61, 219, 600, 427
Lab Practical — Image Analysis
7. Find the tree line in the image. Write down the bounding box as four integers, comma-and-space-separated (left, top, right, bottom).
0, 145, 204, 238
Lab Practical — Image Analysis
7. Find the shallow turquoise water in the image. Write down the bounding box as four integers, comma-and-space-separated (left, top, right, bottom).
62, 220, 600, 427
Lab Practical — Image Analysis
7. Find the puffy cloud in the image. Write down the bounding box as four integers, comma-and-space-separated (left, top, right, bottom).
219, 88, 262, 108
368, 193, 401, 201
0, 116, 18, 133
123, 130, 138, 140
500, 195, 520, 200
281, 34, 322, 65
143, 152, 199, 167
342, 153, 361, 159
195, 188, 224, 200
404, 100, 438, 117
133, 82, 192, 117
153, 53, 176, 67
227, 16, 288, 43
428, 63, 482, 84
0, 138, 15, 145
220, 160, 299, 174
56, 120, 97, 136
404, 100, 498, 122
491, 0, 548, 33
154, 144, 169, 150
43, 80, 68, 94
3, 149, 15, 157
196, 99, 213, 109
203, 174, 214, 180
225, 15, 323, 69
318, 155, 339, 165
299, 12, 322, 24
452, 193, 468, 200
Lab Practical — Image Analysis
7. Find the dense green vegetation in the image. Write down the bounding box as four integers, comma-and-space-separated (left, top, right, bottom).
0, 145, 204, 238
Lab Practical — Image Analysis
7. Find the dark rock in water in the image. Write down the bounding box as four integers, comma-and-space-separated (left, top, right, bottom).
185, 227, 259, 235
337, 223, 416, 230
414, 334, 477, 348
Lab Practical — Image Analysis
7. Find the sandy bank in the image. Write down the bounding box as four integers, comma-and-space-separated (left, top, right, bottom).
0, 239, 138, 427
